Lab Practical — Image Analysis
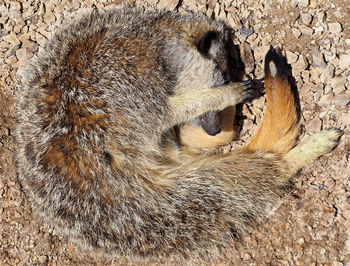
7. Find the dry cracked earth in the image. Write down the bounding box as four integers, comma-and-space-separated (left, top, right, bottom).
0, 0, 349, 265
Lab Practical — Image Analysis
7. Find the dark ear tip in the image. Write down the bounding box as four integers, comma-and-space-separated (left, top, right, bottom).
264, 46, 286, 78
198, 31, 218, 56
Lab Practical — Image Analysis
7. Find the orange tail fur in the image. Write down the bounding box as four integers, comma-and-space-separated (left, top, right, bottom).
244, 47, 299, 154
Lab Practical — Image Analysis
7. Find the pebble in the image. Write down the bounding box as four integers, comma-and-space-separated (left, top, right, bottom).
331, 57, 340, 68
301, 13, 312, 25
339, 54, 350, 69
316, 11, 325, 22
320, 248, 326, 255
306, 117, 322, 133
324, 64, 335, 79
312, 49, 326, 69
331, 76, 346, 93
253, 45, 269, 61
227, 13, 242, 29
297, 237, 305, 244
22, 40, 38, 54
309, 0, 317, 8
332, 262, 343, 266
240, 42, 255, 74
43, 10, 56, 24
300, 25, 313, 35
343, 210, 350, 220
208, 0, 217, 9
302, 71, 311, 82
38, 255, 48, 264
290, 0, 298, 8
293, 54, 308, 70
9, 9, 22, 20
246, 33, 258, 46
22, 6, 35, 20
5, 54, 18, 65
16, 48, 33, 61
328, 22, 342, 34
217, 9, 226, 20
261, 34, 272, 44
5, 45, 19, 59
213, 3, 220, 17
242, 253, 251, 260
145, 0, 158, 4
332, 93, 350, 106
3, 32, 21, 46
339, 113, 350, 127
244, 119, 254, 131
319, 93, 333, 105
310, 69, 321, 82
240, 26, 254, 38
157, 0, 179, 10
0, 4, 6, 14
292, 28, 302, 38
286, 50, 298, 64
314, 26, 324, 33
299, 0, 309, 8
17, 32, 28, 42
324, 79, 333, 91
251, 96, 265, 110
35, 32, 47, 47
313, 89, 322, 102
343, 70, 350, 78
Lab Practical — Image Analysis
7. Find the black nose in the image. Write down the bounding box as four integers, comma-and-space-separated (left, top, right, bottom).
203, 123, 222, 136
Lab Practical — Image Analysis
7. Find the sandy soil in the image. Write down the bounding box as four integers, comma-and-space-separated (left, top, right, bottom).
0, 0, 349, 264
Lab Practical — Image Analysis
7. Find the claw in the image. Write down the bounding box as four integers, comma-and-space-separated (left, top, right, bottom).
240, 80, 251, 88
242, 89, 255, 100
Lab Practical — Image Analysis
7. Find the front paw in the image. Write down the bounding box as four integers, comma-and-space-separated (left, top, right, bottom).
229, 81, 254, 101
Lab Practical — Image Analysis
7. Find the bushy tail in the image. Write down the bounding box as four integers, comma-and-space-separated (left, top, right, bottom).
244, 47, 299, 154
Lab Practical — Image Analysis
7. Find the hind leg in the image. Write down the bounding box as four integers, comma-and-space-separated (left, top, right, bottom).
284, 129, 342, 174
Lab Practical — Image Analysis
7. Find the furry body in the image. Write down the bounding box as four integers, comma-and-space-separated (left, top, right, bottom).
15, 8, 340, 259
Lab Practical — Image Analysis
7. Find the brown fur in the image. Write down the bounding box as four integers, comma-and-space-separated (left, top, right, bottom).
14, 8, 341, 262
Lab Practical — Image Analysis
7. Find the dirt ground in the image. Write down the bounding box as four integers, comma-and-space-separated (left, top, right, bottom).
0, 0, 349, 265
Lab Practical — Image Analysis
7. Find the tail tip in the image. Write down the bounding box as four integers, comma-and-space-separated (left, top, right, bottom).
264, 46, 287, 78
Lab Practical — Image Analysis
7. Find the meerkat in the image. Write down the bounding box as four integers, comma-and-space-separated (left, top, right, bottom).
15, 7, 341, 260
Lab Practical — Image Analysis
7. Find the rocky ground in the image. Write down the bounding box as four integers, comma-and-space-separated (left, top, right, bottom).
0, 0, 349, 265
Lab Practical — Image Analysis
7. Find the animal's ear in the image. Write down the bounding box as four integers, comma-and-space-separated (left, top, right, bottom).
197, 31, 218, 56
